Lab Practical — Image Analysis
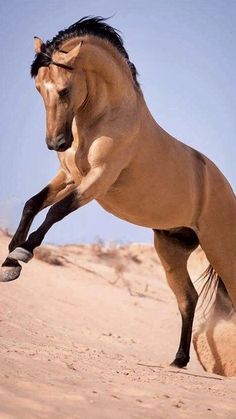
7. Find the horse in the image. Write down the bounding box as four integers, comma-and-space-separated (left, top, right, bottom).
1, 17, 235, 368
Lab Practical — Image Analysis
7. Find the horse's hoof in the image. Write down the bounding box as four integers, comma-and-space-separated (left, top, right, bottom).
170, 357, 188, 368
0, 265, 22, 282
8, 247, 33, 263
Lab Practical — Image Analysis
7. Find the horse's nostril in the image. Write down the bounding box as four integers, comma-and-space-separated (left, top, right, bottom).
54, 134, 66, 150
57, 137, 66, 147
56, 133, 65, 141
56, 138, 67, 152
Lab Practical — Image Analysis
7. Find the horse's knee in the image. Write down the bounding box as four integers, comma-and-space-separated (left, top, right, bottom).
23, 193, 45, 215
23, 187, 50, 218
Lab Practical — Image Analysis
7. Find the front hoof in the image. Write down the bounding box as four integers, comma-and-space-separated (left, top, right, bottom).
170, 357, 189, 368
8, 247, 33, 263
0, 265, 22, 282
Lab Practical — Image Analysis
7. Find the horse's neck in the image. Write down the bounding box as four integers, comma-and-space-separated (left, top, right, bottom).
69, 37, 164, 147
80, 38, 134, 92
75, 41, 139, 134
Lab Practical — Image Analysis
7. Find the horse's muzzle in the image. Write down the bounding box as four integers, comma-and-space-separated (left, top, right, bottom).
46, 130, 73, 152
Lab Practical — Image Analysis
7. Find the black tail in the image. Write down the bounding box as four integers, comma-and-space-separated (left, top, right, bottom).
197, 265, 234, 318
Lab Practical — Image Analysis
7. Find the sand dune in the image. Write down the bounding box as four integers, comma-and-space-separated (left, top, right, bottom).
0, 229, 235, 418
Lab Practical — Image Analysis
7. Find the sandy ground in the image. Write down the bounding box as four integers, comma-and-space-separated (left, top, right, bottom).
0, 229, 235, 418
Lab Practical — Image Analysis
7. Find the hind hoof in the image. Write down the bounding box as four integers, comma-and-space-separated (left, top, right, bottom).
0, 265, 22, 282
170, 357, 189, 368
8, 247, 33, 263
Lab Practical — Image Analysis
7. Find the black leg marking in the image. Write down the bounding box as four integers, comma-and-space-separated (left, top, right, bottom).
171, 291, 198, 368
1, 186, 50, 274
19, 190, 79, 255
8, 186, 50, 253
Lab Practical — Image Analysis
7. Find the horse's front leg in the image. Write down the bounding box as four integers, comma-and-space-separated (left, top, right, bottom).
6, 165, 118, 265
0, 170, 76, 281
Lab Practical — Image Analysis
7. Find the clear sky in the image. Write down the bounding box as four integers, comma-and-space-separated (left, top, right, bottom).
0, 0, 235, 244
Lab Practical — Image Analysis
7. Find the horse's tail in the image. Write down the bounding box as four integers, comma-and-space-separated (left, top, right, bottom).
197, 265, 234, 318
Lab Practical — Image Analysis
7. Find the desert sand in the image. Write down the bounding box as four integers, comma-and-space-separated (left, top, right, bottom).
0, 229, 235, 418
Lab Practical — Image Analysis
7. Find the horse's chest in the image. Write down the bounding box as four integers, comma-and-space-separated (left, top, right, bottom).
75, 151, 90, 177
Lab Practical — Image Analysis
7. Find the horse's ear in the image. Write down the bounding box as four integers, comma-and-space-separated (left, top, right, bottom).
59, 41, 83, 67
34, 37, 43, 54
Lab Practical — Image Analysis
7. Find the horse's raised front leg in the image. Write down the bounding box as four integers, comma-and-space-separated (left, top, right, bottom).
12, 190, 80, 259
0, 170, 75, 282
154, 228, 199, 368
5, 165, 116, 267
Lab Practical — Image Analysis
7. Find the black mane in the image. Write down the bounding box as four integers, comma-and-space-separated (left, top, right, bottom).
31, 16, 139, 86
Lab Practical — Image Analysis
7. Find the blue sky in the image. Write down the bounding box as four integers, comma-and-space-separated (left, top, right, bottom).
0, 0, 235, 244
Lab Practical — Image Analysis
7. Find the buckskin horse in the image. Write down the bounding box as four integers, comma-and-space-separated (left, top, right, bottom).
1, 17, 235, 368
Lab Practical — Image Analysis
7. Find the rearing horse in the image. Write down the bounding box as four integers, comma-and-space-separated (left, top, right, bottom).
1, 17, 235, 368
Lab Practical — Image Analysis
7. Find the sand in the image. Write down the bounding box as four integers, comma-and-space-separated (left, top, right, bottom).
0, 229, 235, 418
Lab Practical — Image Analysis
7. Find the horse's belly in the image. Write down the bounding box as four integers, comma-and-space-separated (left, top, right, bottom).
97, 197, 155, 228
97, 178, 195, 229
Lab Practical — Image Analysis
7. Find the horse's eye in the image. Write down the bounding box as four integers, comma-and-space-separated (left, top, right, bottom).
58, 88, 70, 99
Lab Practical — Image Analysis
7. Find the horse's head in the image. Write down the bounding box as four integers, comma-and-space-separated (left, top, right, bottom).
33, 38, 87, 152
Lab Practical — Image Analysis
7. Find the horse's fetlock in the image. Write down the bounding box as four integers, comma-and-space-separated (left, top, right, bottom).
8, 238, 17, 252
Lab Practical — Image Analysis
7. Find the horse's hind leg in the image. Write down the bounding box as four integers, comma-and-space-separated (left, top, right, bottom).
154, 228, 199, 367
